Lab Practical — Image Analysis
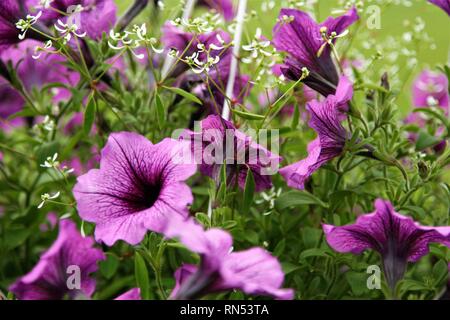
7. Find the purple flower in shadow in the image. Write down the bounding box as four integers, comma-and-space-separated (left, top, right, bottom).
9, 219, 105, 300
164, 216, 294, 300
73, 132, 197, 246
428, 0, 450, 15
186, 115, 281, 192
323, 199, 450, 291
280, 76, 352, 189
272, 7, 358, 96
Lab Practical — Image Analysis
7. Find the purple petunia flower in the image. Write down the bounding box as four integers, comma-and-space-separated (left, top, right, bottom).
73, 132, 197, 246
198, 0, 235, 21
9, 219, 105, 300
428, 0, 450, 15
412, 69, 449, 109
404, 70, 449, 152
186, 115, 281, 192
164, 215, 294, 300
272, 7, 359, 96
280, 76, 352, 189
114, 288, 141, 300
323, 199, 450, 291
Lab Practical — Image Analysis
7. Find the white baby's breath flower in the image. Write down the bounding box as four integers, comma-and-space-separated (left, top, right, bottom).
54, 19, 86, 44
38, 192, 61, 209
16, 11, 42, 40
32, 40, 54, 59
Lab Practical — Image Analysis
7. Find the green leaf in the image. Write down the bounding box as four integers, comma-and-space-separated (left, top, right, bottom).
163, 86, 203, 104
195, 212, 211, 228
346, 271, 370, 296
299, 248, 329, 260
273, 239, 286, 257
4, 228, 31, 250
415, 131, 442, 150
432, 260, 448, 286
83, 95, 96, 136
275, 190, 328, 210
231, 109, 265, 120
242, 170, 255, 214
155, 93, 166, 129
100, 254, 119, 279
134, 252, 150, 300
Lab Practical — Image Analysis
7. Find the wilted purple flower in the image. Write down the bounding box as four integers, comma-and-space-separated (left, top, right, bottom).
9, 219, 105, 300
412, 69, 449, 108
280, 76, 352, 189
428, 0, 450, 15
164, 216, 294, 300
73, 132, 197, 246
273, 7, 359, 96
323, 199, 450, 291
186, 115, 281, 192
114, 288, 141, 300
31, 0, 117, 39
198, 0, 235, 21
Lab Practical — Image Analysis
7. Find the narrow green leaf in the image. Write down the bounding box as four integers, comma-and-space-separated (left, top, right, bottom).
83, 94, 96, 136
231, 109, 265, 120
275, 190, 328, 210
134, 252, 150, 300
242, 169, 255, 214
163, 86, 203, 104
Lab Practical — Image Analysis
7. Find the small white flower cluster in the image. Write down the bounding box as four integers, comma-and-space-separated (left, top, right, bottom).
38, 191, 60, 209
40, 153, 74, 175
242, 28, 275, 64
177, 34, 229, 74
255, 187, 282, 216
170, 14, 221, 34
16, 11, 42, 40
54, 18, 86, 44
108, 24, 163, 59
32, 40, 55, 60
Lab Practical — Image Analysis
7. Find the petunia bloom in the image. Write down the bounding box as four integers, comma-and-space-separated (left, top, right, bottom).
272, 7, 359, 96
73, 132, 197, 246
9, 219, 105, 300
412, 69, 449, 109
404, 70, 449, 152
114, 288, 141, 300
186, 115, 281, 192
323, 199, 450, 291
164, 216, 294, 300
280, 76, 352, 189
198, 0, 235, 21
428, 0, 450, 15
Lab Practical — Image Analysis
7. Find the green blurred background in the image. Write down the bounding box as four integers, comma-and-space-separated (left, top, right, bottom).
115, 0, 450, 113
